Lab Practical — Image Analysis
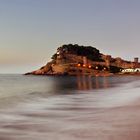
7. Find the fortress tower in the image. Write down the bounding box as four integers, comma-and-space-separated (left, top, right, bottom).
83, 56, 88, 66
134, 57, 139, 68
56, 48, 66, 64
105, 55, 111, 68
134, 57, 139, 63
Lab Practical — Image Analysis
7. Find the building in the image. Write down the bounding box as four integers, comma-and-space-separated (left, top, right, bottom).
121, 68, 140, 73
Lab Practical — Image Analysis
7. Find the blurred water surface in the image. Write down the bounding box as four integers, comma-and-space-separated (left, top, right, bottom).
0, 74, 140, 140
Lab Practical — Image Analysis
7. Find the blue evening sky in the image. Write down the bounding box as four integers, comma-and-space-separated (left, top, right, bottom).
0, 0, 140, 73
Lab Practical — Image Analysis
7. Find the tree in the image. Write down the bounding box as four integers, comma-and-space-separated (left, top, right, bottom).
58, 44, 102, 61
51, 53, 57, 60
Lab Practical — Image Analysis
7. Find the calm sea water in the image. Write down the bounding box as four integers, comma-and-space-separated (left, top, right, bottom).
0, 74, 140, 140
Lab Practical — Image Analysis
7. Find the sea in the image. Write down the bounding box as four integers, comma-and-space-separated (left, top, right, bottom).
0, 74, 140, 140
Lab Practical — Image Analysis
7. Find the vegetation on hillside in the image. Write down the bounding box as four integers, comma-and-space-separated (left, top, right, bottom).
52, 44, 103, 61
51, 53, 57, 60
110, 66, 122, 73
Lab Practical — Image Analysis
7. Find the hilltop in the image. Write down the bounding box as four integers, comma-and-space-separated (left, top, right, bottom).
25, 44, 140, 76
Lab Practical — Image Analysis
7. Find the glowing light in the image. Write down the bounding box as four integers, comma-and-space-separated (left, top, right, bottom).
77, 63, 81, 67
96, 66, 98, 69
88, 65, 92, 68
83, 64, 86, 67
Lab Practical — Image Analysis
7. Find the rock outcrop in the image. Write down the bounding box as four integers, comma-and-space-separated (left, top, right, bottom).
25, 44, 140, 76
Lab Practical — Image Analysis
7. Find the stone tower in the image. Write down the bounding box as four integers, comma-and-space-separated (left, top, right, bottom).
83, 56, 88, 66
134, 57, 139, 68
105, 55, 111, 68
56, 48, 65, 64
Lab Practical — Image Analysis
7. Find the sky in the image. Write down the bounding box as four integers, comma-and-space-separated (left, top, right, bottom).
0, 0, 140, 73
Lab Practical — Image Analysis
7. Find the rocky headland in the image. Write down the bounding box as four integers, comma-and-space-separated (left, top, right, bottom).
25, 44, 140, 76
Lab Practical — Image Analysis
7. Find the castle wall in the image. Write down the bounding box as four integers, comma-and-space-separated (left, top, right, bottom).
58, 53, 140, 69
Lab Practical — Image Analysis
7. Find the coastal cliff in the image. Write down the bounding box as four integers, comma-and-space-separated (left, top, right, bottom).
25, 44, 140, 76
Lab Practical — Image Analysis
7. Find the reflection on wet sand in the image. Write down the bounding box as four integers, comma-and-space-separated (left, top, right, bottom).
77, 76, 110, 90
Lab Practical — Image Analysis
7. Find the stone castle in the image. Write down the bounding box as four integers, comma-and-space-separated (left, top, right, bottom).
26, 44, 140, 76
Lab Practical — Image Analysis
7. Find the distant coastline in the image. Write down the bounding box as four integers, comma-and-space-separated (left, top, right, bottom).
25, 44, 140, 76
